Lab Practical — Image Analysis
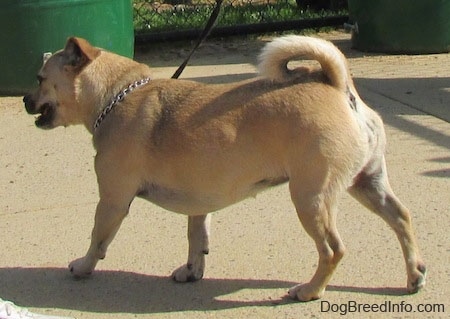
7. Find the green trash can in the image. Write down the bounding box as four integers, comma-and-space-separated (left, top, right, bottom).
348, 0, 450, 54
0, 0, 134, 95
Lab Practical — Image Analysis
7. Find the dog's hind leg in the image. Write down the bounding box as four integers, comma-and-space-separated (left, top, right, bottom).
172, 214, 211, 282
349, 156, 426, 293
288, 172, 345, 301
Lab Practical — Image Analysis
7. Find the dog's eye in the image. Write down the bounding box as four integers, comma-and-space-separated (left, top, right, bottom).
37, 75, 45, 85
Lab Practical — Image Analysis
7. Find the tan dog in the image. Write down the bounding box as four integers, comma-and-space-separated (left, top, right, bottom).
23, 35, 426, 301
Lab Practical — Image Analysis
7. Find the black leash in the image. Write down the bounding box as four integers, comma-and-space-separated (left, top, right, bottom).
171, 0, 223, 79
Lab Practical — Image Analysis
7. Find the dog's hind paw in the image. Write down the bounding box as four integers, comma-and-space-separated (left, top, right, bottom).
171, 263, 204, 282
407, 263, 427, 294
288, 283, 324, 302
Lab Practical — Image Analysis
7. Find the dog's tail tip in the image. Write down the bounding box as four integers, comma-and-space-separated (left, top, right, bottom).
258, 35, 350, 91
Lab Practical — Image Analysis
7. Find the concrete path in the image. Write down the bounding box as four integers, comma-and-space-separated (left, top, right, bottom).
0, 32, 448, 318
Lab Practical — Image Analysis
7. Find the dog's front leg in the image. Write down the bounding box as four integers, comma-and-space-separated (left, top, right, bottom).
69, 200, 130, 277
172, 214, 211, 282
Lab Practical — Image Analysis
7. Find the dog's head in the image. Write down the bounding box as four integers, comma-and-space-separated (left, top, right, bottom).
23, 37, 101, 129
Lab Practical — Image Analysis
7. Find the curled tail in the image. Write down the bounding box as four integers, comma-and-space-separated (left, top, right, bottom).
258, 35, 351, 91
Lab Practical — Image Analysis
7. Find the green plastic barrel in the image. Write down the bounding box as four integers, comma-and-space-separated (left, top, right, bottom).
0, 0, 134, 95
348, 0, 450, 54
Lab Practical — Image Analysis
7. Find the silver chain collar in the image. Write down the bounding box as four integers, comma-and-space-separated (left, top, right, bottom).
93, 77, 151, 131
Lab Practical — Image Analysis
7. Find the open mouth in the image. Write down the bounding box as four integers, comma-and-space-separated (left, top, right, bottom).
35, 103, 55, 128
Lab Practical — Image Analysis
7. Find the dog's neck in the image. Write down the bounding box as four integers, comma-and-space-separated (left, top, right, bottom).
92, 77, 151, 132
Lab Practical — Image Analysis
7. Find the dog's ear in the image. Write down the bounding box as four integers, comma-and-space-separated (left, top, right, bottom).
63, 37, 101, 72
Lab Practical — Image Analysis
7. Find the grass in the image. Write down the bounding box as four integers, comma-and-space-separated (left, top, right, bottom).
133, 0, 347, 34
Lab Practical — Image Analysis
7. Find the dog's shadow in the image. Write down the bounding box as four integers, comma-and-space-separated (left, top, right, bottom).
0, 267, 409, 313
0, 267, 294, 313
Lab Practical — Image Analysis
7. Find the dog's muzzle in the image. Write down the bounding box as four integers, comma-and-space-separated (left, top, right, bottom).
23, 94, 55, 129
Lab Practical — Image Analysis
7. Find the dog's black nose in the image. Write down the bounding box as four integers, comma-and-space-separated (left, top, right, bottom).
23, 94, 36, 114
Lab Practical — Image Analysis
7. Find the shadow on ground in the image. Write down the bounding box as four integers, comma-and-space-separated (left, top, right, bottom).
0, 267, 411, 314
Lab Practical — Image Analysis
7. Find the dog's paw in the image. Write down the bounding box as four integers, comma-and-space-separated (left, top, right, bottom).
288, 283, 324, 302
171, 263, 204, 282
407, 263, 427, 294
69, 257, 96, 278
